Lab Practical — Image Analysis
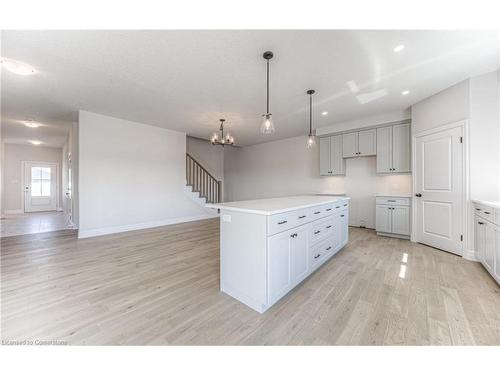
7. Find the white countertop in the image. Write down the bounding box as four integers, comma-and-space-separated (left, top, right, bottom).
206, 195, 350, 215
376, 194, 412, 198
472, 200, 500, 209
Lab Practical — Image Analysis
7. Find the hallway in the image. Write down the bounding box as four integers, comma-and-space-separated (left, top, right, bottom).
0, 211, 73, 238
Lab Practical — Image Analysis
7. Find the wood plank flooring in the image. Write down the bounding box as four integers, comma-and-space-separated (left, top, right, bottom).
2, 219, 499, 345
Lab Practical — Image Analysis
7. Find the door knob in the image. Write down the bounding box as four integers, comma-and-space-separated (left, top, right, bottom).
415, 193, 422, 197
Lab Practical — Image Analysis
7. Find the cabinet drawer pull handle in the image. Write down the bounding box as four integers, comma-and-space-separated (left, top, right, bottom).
314, 254, 321, 259
278, 220, 287, 225
326, 225, 332, 229
314, 211, 321, 215
326, 208, 332, 211
298, 215, 307, 219
475, 208, 481, 211
484, 211, 491, 214
326, 246, 332, 251
340, 214, 345, 217
387, 200, 396, 202
290, 233, 297, 238
336, 206, 340, 209
343, 204, 347, 206
314, 230, 321, 235
478, 222, 484, 225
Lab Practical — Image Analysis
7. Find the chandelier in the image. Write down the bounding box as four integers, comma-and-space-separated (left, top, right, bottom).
211, 119, 234, 146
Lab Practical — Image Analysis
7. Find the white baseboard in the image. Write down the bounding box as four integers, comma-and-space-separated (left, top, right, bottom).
4, 209, 23, 214
77, 213, 219, 239
463, 249, 479, 262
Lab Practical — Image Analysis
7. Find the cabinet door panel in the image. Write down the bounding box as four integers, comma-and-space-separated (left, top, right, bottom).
340, 210, 349, 246
376, 205, 392, 233
391, 206, 410, 235
484, 222, 495, 273
268, 232, 291, 304
330, 135, 345, 175
319, 137, 331, 176
342, 132, 358, 158
358, 129, 376, 156
332, 212, 342, 252
376, 126, 392, 173
494, 226, 500, 282
392, 123, 411, 172
290, 226, 309, 285
475, 216, 486, 263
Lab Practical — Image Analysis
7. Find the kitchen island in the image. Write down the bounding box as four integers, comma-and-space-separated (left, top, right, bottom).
207, 195, 350, 313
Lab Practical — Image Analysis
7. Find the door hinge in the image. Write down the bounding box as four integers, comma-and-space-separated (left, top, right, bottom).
460, 234, 463, 241
459, 136, 463, 143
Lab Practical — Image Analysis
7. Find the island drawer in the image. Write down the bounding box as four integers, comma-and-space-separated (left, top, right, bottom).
473, 203, 495, 222
268, 208, 308, 235
375, 197, 410, 206
309, 216, 334, 244
310, 237, 333, 270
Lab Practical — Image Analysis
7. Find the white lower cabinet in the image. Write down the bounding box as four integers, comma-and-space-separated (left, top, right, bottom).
473, 201, 500, 284
375, 196, 411, 239
267, 204, 350, 308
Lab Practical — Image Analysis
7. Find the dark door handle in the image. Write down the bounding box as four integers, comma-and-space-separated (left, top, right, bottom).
415, 193, 422, 197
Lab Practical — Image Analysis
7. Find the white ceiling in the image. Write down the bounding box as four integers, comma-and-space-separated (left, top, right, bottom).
1, 30, 499, 147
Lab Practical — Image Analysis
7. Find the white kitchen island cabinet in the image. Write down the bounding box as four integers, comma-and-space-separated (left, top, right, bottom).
207, 195, 350, 313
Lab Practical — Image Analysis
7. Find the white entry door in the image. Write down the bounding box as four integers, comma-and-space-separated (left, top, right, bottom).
24, 162, 58, 212
415, 125, 463, 255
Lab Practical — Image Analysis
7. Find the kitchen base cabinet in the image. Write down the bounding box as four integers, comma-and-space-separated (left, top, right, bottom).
375, 195, 411, 239
473, 200, 500, 284
210, 196, 351, 313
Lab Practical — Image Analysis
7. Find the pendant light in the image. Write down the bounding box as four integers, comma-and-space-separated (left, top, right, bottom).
211, 119, 234, 147
306, 89, 316, 148
260, 51, 275, 134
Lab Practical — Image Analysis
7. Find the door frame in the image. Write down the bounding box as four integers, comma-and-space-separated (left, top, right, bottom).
410, 119, 472, 260
22, 161, 61, 213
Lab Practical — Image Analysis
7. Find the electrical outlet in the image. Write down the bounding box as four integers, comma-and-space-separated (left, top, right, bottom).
222, 214, 231, 222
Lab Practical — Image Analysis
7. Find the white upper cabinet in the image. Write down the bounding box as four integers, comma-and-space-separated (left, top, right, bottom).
342, 129, 376, 157
376, 126, 392, 173
342, 132, 358, 158
376, 123, 411, 174
358, 129, 376, 156
319, 135, 345, 176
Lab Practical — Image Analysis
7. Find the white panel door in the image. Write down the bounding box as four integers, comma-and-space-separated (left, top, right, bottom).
376, 126, 392, 173
289, 226, 309, 285
358, 129, 376, 156
376, 206, 392, 233
391, 206, 410, 236
268, 232, 291, 305
415, 126, 463, 255
392, 123, 411, 173
319, 137, 331, 175
342, 132, 357, 158
330, 135, 345, 175
24, 162, 58, 212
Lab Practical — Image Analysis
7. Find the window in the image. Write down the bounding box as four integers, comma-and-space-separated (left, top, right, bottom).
31, 167, 51, 197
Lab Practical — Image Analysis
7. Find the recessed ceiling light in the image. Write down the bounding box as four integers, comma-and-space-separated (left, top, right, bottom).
393, 44, 405, 53
20, 120, 42, 128
29, 140, 43, 146
321, 111, 328, 116
1, 58, 37, 75
401, 90, 410, 96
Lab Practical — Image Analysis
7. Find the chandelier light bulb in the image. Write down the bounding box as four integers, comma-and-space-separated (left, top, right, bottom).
260, 114, 275, 134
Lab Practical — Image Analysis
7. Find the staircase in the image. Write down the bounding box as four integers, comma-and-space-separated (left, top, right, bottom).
186, 153, 222, 204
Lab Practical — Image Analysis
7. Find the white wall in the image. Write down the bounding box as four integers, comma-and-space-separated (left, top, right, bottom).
224, 134, 411, 229
78, 110, 215, 238
411, 80, 470, 134
186, 136, 224, 181
2, 143, 63, 213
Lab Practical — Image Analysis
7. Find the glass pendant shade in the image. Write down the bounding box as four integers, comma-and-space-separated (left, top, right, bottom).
260, 114, 275, 134
307, 134, 316, 149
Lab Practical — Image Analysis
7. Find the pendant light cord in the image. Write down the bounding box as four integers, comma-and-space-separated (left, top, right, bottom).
309, 93, 312, 136
266, 59, 270, 114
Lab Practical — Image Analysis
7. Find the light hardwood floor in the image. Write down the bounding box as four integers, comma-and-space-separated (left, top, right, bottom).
1, 219, 499, 345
